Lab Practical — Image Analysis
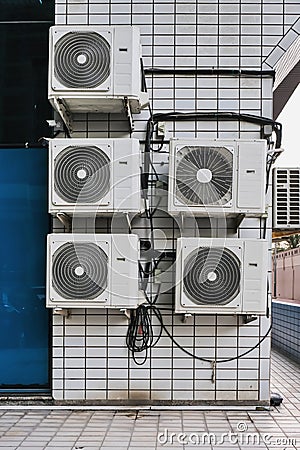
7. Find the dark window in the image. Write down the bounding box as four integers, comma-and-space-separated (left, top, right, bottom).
0, 1, 54, 144
1, 0, 53, 22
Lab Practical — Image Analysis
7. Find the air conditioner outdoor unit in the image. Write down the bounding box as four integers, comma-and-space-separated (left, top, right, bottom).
48, 25, 148, 117
273, 167, 300, 229
175, 237, 268, 315
168, 139, 266, 216
49, 138, 141, 215
47, 233, 142, 309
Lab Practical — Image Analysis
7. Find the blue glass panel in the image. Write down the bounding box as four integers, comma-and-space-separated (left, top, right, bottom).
0, 148, 49, 389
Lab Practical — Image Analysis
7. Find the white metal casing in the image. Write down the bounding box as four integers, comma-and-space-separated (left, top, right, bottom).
273, 167, 300, 229
47, 234, 142, 308
48, 25, 148, 115
175, 238, 268, 315
168, 138, 267, 217
49, 138, 141, 215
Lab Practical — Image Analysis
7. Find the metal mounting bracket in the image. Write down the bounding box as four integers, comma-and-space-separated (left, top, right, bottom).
52, 97, 73, 135
235, 214, 245, 231
53, 308, 71, 318
242, 314, 258, 324
56, 213, 72, 233
182, 313, 192, 323
120, 308, 131, 319
124, 97, 134, 133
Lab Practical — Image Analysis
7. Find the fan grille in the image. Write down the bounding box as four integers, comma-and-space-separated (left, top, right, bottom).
52, 242, 108, 300
54, 32, 110, 88
54, 146, 110, 204
175, 146, 233, 206
183, 247, 240, 305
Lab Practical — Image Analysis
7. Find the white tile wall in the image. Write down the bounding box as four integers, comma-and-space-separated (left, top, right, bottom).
51, 0, 297, 403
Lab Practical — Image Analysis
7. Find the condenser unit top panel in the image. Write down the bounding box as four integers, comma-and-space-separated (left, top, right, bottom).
273, 167, 300, 229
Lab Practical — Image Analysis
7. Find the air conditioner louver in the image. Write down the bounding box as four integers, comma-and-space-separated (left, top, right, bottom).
176, 238, 268, 315
47, 234, 142, 309
52, 242, 108, 299
168, 139, 266, 217
54, 145, 110, 204
176, 146, 233, 206
49, 138, 141, 215
54, 32, 111, 89
183, 247, 240, 306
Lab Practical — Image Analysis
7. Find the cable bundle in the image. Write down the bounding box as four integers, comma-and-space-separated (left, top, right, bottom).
126, 302, 163, 365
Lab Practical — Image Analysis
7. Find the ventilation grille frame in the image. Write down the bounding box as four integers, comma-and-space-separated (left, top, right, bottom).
273, 167, 300, 229
51, 28, 112, 92
51, 141, 112, 210
183, 246, 241, 306
48, 236, 110, 307
52, 241, 109, 301
174, 144, 234, 208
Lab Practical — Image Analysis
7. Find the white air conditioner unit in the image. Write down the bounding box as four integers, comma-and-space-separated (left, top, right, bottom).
48, 25, 148, 118
273, 167, 300, 229
175, 238, 268, 315
47, 233, 142, 309
168, 139, 266, 216
49, 138, 141, 215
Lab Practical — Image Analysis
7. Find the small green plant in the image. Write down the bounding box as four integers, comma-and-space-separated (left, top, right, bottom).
285, 234, 300, 249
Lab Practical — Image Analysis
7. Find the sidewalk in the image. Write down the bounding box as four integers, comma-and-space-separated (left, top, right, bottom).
0, 349, 298, 450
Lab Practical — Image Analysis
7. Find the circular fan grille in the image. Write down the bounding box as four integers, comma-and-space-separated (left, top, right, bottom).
52, 242, 108, 299
175, 146, 233, 206
54, 146, 110, 204
54, 32, 110, 88
183, 247, 240, 305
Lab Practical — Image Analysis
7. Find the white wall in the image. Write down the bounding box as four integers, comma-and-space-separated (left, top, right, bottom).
50, 0, 300, 404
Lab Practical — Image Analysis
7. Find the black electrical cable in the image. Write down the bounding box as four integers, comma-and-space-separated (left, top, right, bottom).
144, 67, 275, 80
142, 110, 283, 195
132, 271, 273, 365
147, 195, 162, 218
139, 252, 175, 282
140, 58, 148, 93
149, 295, 272, 365
266, 150, 281, 193
263, 217, 268, 240
126, 294, 163, 365
149, 111, 282, 149
63, 122, 71, 139
127, 288, 272, 365
141, 64, 283, 197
